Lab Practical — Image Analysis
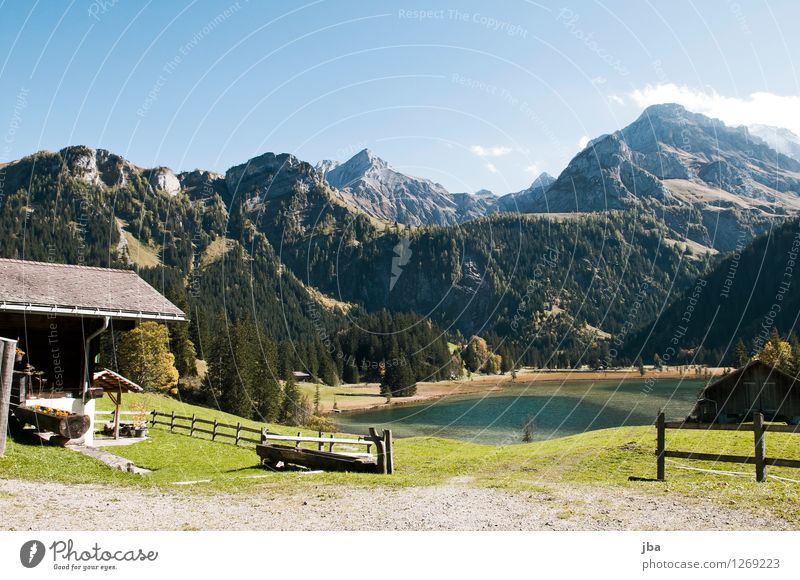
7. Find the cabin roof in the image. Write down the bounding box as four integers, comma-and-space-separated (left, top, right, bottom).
0, 259, 185, 321
702, 359, 797, 394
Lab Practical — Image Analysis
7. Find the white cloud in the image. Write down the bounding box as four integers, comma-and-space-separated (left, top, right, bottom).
485, 162, 498, 173
470, 145, 513, 157
608, 94, 625, 105
627, 83, 800, 136
578, 135, 590, 150
524, 164, 540, 174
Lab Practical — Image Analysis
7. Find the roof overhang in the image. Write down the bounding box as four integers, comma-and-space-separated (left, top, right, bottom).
93, 368, 144, 393
0, 302, 187, 322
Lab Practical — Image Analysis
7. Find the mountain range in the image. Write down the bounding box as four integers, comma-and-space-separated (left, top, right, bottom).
528, 104, 800, 251
1, 103, 798, 372
310, 106, 800, 255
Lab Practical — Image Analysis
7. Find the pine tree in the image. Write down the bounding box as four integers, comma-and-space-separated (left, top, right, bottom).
318, 354, 339, 386
382, 353, 417, 397
734, 338, 750, 368
343, 359, 360, 384
279, 373, 307, 426
313, 384, 321, 416
249, 333, 282, 422
221, 323, 256, 419
168, 320, 197, 377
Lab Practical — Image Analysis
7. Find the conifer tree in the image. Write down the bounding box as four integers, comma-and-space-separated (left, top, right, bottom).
382, 353, 417, 397
734, 338, 750, 368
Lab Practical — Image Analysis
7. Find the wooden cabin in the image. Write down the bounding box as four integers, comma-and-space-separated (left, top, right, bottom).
690, 360, 800, 424
0, 259, 185, 445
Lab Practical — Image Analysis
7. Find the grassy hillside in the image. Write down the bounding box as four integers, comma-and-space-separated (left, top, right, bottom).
2, 392, 799, 523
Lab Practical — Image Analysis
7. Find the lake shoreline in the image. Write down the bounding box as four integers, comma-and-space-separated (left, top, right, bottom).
325, 366, 722, 415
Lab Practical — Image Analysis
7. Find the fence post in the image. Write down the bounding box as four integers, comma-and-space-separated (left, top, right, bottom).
384, 429, 394, 475
295, 431, 302, 449
150, 410, 156, 427
261, 427, 268, 444
656, 411, 665, 481
235, 422, 241, 446
328, 433, 334, 452
754, 412, 766, 483
190, 414, 196, 438
212, 418, 218, 441
170, 410, 176, 432
318, 431, 324, 451
369, 427, 387, 474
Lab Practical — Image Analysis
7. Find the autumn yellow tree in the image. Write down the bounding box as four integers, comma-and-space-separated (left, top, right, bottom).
755, 328, 793, 373
117, 321, 179, 392
463, 336, 502, 374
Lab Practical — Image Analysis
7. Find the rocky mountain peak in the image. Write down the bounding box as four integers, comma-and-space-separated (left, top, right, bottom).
319, 149, 494, 226
497, 172, 556, 212
147, 167, 181, 197
225, 151, 310, 195
314, 159, 340, 179
529, 172, 556, 189
748, 124, 800, 161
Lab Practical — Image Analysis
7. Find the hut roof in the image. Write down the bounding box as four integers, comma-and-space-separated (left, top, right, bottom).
0, 259, 185, 321
701, 360, 798, 396
92, 368, 143, 393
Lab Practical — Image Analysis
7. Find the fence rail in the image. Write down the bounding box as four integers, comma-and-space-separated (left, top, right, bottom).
656, 412, 800, 482
150, 410, 263, 445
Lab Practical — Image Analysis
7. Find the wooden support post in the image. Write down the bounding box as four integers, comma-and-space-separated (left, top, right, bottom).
212, 418, 218, 441
235, 422, 241, 446
295, 431, 302, 449
150, 410, 156, 427
261, 427, 268, 444
383, 429, 394, 475
113, 397, 120, 440
0, 339, 17, 458
754, 412, 766, 483
105, 386, 122, 440
328, 433, 334, 452
190, 414, 196, 437
170, 410, 176, 432
656, 411, 666, 481
318, 431, 324, 451
369, 427, 387, 474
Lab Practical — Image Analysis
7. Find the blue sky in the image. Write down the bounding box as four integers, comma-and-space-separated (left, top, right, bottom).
1, 0, 799, 194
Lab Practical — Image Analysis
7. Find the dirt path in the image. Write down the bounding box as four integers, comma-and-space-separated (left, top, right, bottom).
0, 478, 789, 531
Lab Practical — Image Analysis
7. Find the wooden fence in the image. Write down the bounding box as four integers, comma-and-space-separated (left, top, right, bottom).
150, 410, 264, 445
148, 411, 393, 473
656, 412, 800, 482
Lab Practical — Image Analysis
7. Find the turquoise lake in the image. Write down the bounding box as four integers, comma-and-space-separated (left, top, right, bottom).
335, 379, 705, 444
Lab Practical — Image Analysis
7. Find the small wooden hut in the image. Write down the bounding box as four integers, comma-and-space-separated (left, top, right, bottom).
93, 369, 144, 439
690, 360, 800, 424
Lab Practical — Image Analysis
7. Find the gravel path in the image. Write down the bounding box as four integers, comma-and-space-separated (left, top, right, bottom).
0, 478, 790, 531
